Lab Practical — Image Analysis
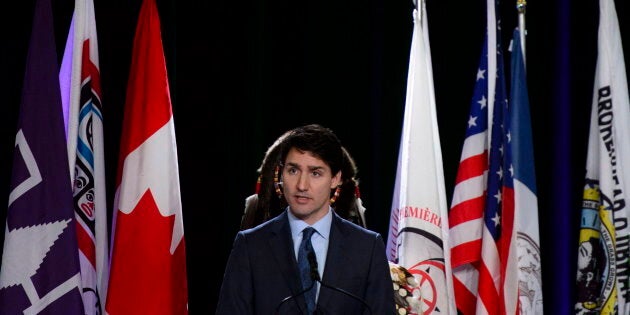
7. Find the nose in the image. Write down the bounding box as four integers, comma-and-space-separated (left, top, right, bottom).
296, 173, 309, 191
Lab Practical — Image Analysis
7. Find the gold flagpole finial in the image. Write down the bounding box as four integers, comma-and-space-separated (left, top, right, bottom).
516, 0, 527, 14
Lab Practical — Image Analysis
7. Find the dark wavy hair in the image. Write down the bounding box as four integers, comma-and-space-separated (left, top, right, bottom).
240, 124, 365, 230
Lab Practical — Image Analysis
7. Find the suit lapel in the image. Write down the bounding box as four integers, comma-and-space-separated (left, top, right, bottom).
267, 211, 309, 313
316, 213, 349, 310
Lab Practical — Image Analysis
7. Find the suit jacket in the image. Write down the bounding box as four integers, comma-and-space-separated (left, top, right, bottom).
216, 210, 395, 314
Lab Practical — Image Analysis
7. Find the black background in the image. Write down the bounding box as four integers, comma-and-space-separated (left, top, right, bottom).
1, 0, 628, 313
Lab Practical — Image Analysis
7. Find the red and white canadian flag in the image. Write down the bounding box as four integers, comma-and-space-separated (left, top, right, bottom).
105, 0, 188, 314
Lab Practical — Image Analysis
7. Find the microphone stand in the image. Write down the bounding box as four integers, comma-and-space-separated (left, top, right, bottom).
275, 252, 373, 314
274, 278, 315, 315
308, 252, 373, 315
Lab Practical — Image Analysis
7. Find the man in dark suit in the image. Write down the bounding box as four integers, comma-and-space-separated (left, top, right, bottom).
216, 124, 395, 314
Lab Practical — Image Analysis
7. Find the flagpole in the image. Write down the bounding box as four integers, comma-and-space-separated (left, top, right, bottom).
517, 0, 527, 66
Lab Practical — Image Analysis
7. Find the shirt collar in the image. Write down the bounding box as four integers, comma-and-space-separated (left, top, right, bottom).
288, 207, 332, 241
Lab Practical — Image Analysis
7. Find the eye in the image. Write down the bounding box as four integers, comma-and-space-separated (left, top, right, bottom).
311, 171, 322, 177
287, 167, 298, 175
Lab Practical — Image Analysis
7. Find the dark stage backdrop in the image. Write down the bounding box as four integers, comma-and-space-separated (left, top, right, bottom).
1, 0, 628, 313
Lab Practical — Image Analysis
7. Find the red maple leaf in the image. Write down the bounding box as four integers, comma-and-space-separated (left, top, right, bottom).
106, 190, 188, 314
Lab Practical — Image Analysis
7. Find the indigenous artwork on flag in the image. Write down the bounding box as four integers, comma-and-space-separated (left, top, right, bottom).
575, 0, 630, 314
386, 2, 454, 314
60, 0, 109, 313
575, 184, 610, 314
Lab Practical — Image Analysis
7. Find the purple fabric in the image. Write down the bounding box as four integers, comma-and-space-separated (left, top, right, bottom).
0, 0, 84, 313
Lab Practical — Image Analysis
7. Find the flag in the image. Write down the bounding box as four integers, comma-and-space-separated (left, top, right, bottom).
385, 1, 455, 314
0, 0, 85, 313
508, 28, 543, 314
449, 32, 491, 315
476, 31, 514, 315
105, 0, 189, 313
574, 0, 630, 313
448, 1, 543, 314
60, 0, 109, 313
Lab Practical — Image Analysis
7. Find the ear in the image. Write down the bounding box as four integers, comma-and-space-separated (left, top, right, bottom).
331, 171, 342, 188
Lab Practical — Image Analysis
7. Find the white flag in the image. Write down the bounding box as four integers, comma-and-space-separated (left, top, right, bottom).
385, 1, 455, 314
575, 0, 630, 314
60, 0, 109, 313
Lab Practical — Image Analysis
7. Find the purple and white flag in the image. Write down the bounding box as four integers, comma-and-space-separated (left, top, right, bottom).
0, 0, 85, 313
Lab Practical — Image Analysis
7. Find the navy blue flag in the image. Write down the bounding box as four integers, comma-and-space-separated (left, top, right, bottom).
0, 0, 85, 313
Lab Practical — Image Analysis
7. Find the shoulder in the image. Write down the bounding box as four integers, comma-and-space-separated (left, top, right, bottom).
332, 212, 382, 241
239, 210, 287, 238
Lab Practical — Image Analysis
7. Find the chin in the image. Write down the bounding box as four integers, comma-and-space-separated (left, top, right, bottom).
289, 206, 314, 217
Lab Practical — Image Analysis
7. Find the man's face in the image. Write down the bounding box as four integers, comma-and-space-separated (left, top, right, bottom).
281, 147, 341, 225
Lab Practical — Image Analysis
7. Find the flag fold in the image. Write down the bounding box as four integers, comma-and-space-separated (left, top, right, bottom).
105, 0, 188, 314
0, 0, 84, 313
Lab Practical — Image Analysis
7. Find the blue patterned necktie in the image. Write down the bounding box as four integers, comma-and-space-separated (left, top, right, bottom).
298, 227, 317, 314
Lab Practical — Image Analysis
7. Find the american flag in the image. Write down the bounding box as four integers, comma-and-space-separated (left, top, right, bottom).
449, 4, 543, 313
448, 32, 490, 315
449, 0, 511, 311
478, 35, 515, 315
448, 7, 496, 309
449, 31, 517, 314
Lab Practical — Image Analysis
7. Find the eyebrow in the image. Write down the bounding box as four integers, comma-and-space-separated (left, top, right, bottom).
285, 162, 326, 172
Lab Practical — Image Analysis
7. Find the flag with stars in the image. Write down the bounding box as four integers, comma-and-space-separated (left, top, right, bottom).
448, 32, 491, 315
478, 46, 516, 313
448, 2, 541, 314
0, 0, 85, 313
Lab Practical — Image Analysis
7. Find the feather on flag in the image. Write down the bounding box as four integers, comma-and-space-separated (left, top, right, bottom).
574, 0, 630, 313
0, 0, 85, 313
60, 0, 109, 313
105, 0, 189, 313
385, 1, 455, 314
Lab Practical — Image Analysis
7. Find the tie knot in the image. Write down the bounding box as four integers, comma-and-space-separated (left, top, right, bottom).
302, 227, 316, 242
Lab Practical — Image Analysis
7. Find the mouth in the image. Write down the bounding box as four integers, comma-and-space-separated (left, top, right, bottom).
293, 195, 310, 204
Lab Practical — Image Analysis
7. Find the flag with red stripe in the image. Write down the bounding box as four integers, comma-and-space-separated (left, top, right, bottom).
458, 21, 513, 314
60, 0, 109, 313
449, 2, 543, 313
448, 32, 490, 315
105, 0, 189, 313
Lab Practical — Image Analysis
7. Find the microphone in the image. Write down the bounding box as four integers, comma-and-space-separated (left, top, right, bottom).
307, 252, 373, 315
